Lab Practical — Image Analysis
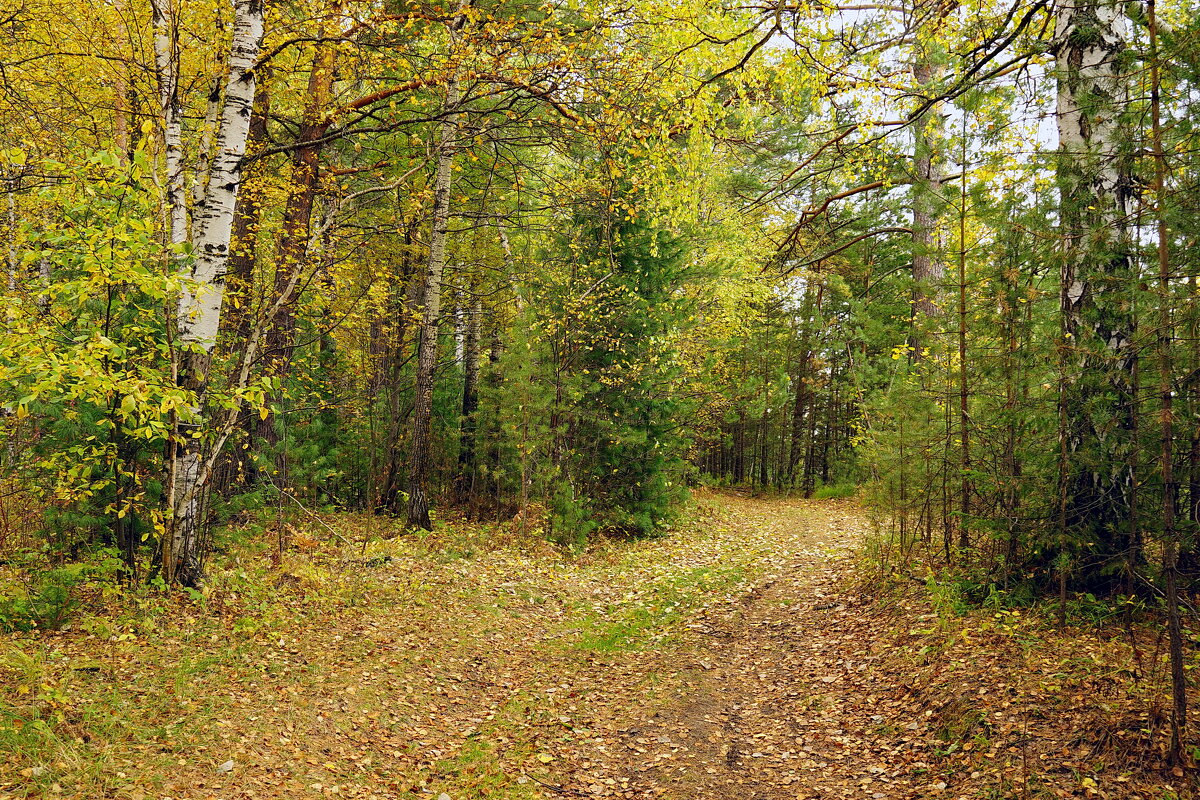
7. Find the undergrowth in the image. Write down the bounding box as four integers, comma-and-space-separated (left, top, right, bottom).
857, 526, 1198, 793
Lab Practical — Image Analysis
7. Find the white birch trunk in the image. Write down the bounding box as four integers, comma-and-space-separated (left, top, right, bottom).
179, 0, 264, 349
406, 74, 461, 530
167, 0, 265, 586
1056, 0, 1127, 271
150, 0, 186, 248
190, 74, 226, 231
1055, 0, 1130, 382
1054, 0, 1136, 573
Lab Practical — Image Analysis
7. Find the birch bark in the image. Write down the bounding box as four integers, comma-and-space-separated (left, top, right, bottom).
406, 73, 462, 530
190, 74, 226, 230
1054, 0, 1137, 582
167, 0, 265, 586
150, 0, 186, 248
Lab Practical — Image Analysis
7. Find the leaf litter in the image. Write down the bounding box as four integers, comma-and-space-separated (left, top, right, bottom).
0, 491, 1192, 799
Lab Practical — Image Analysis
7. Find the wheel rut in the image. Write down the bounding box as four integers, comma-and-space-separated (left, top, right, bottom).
597, 498, 932, 800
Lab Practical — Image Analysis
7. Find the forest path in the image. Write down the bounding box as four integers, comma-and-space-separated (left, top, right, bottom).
10, 492, 1183, 800
8, 494, 944, 800
584, 493, 933, 800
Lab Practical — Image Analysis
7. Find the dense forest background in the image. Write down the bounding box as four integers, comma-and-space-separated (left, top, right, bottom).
3, 0, 1200, 763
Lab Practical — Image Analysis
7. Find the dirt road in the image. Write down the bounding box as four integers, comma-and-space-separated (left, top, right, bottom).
11, 494, 1174, 800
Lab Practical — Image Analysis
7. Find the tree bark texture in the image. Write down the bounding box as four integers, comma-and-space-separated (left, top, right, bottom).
167, 0, 265, 587
406, 74, 462, 530
909, 54, 945, 328
213, 80, 271, 494
150, 0, 186, 249
254, 39, 337, 475
1054, 0, 1137, 584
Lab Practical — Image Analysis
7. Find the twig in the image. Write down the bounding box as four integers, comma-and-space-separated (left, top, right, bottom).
522, 773, 586, 797
261, 469, 355, 547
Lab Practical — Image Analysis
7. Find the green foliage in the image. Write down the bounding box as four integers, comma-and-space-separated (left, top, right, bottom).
546, 479, 598, 550
860, 375, 951, 541
813, 482, 856, 500
0, 150, 195, 564
551, 196, 696, 536
477, 310, 558, 508
0, 553, 123, 632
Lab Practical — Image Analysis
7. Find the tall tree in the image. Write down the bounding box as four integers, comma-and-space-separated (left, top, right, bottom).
256, 21, 339, 473
1148, 0, 1186, 761
406, 13, 465, 530
162, 0, 266, 586
1053, 0, 1137, 587
910, 0, 948, 328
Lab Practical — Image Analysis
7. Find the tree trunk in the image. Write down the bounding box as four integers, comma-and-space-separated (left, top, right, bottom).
213, 79, 271, 494
1148, 0, 1187, 760
788, 283, 815, 485
406, 74, 461, 530
956, 117, 970, 552
909, 56, 945, 330
1001, 227, 1023, 571
150, 0, 186, 250
221, 78, 271, 357
190, 74, 226, 225
729, 412, 739, 482
820, 362, 835, 486
803, 379, 819, 497
377, 219, 422, 513
1054, 0, 1137, 587
454, 284, 482, 504
166, 0, 265, 587
256, 39, 337, 478
757, 409, 769, 491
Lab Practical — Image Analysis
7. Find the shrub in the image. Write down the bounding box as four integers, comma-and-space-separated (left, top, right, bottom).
0, 554, 122, 632
814, 482, 856, 500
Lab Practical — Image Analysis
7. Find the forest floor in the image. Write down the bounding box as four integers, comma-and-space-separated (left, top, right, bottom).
0, 492, 1194, 800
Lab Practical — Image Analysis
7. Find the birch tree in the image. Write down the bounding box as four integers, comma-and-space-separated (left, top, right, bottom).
406, 72, 462, 531
1053, 0, 1137, 585
158, 0, 266, 586
150, 0, 186, 248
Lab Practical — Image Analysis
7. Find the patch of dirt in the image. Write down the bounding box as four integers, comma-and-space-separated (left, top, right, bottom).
566, 496, 923, 800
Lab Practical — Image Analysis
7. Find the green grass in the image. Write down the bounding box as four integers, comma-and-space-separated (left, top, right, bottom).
572, 564, 745, 652
430, 738, 541, 799
813, 482, 857, 500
